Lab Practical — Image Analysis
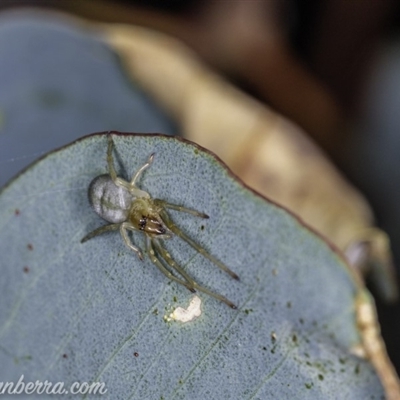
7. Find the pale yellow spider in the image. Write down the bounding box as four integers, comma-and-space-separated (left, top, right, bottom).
81, 135, 238, 309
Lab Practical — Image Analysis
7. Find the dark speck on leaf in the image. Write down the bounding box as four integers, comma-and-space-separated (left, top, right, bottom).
36, 89, 66, 108
355, 364, 360, 374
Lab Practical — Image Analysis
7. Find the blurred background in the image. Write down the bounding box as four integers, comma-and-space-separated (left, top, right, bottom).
1, 0, 400, 372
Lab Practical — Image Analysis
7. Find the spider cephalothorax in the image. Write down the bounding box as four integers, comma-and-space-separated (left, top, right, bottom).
81, 135, 239, 308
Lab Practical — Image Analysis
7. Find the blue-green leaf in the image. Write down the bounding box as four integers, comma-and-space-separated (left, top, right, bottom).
0, 133, 383, 399
0, 13, 175, 188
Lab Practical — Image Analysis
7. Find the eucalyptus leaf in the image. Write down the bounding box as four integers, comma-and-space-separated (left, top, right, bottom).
0, 133, 384, 399
0, 13, 176, 188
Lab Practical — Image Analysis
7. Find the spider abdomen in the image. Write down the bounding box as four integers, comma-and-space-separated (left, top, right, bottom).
88, 174, 134, 223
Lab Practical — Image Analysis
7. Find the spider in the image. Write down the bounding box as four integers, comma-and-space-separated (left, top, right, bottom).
81, 135, 239, 309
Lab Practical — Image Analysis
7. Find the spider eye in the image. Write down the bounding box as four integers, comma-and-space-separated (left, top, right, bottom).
139, 216, 147, 230
139, 215, 167, 236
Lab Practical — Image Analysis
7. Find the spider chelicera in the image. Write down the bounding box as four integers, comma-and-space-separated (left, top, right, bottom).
81, 135, 239, 309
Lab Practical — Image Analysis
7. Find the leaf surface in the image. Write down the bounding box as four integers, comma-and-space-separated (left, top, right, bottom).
0, 133, 383, 399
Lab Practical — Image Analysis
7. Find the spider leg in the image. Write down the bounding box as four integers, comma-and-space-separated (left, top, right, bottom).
120, 222, 144, 260
107, 135, 119, 183
107, 135, 151, 198
107, 135, 131, 190
154, 199, 209, 218
81, 223, 120, 243
152, 239, 237, 309
145, 237, 196, 293
160, 210, 240, 281
131, 153, 154, 186
152, 239, 198, 287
